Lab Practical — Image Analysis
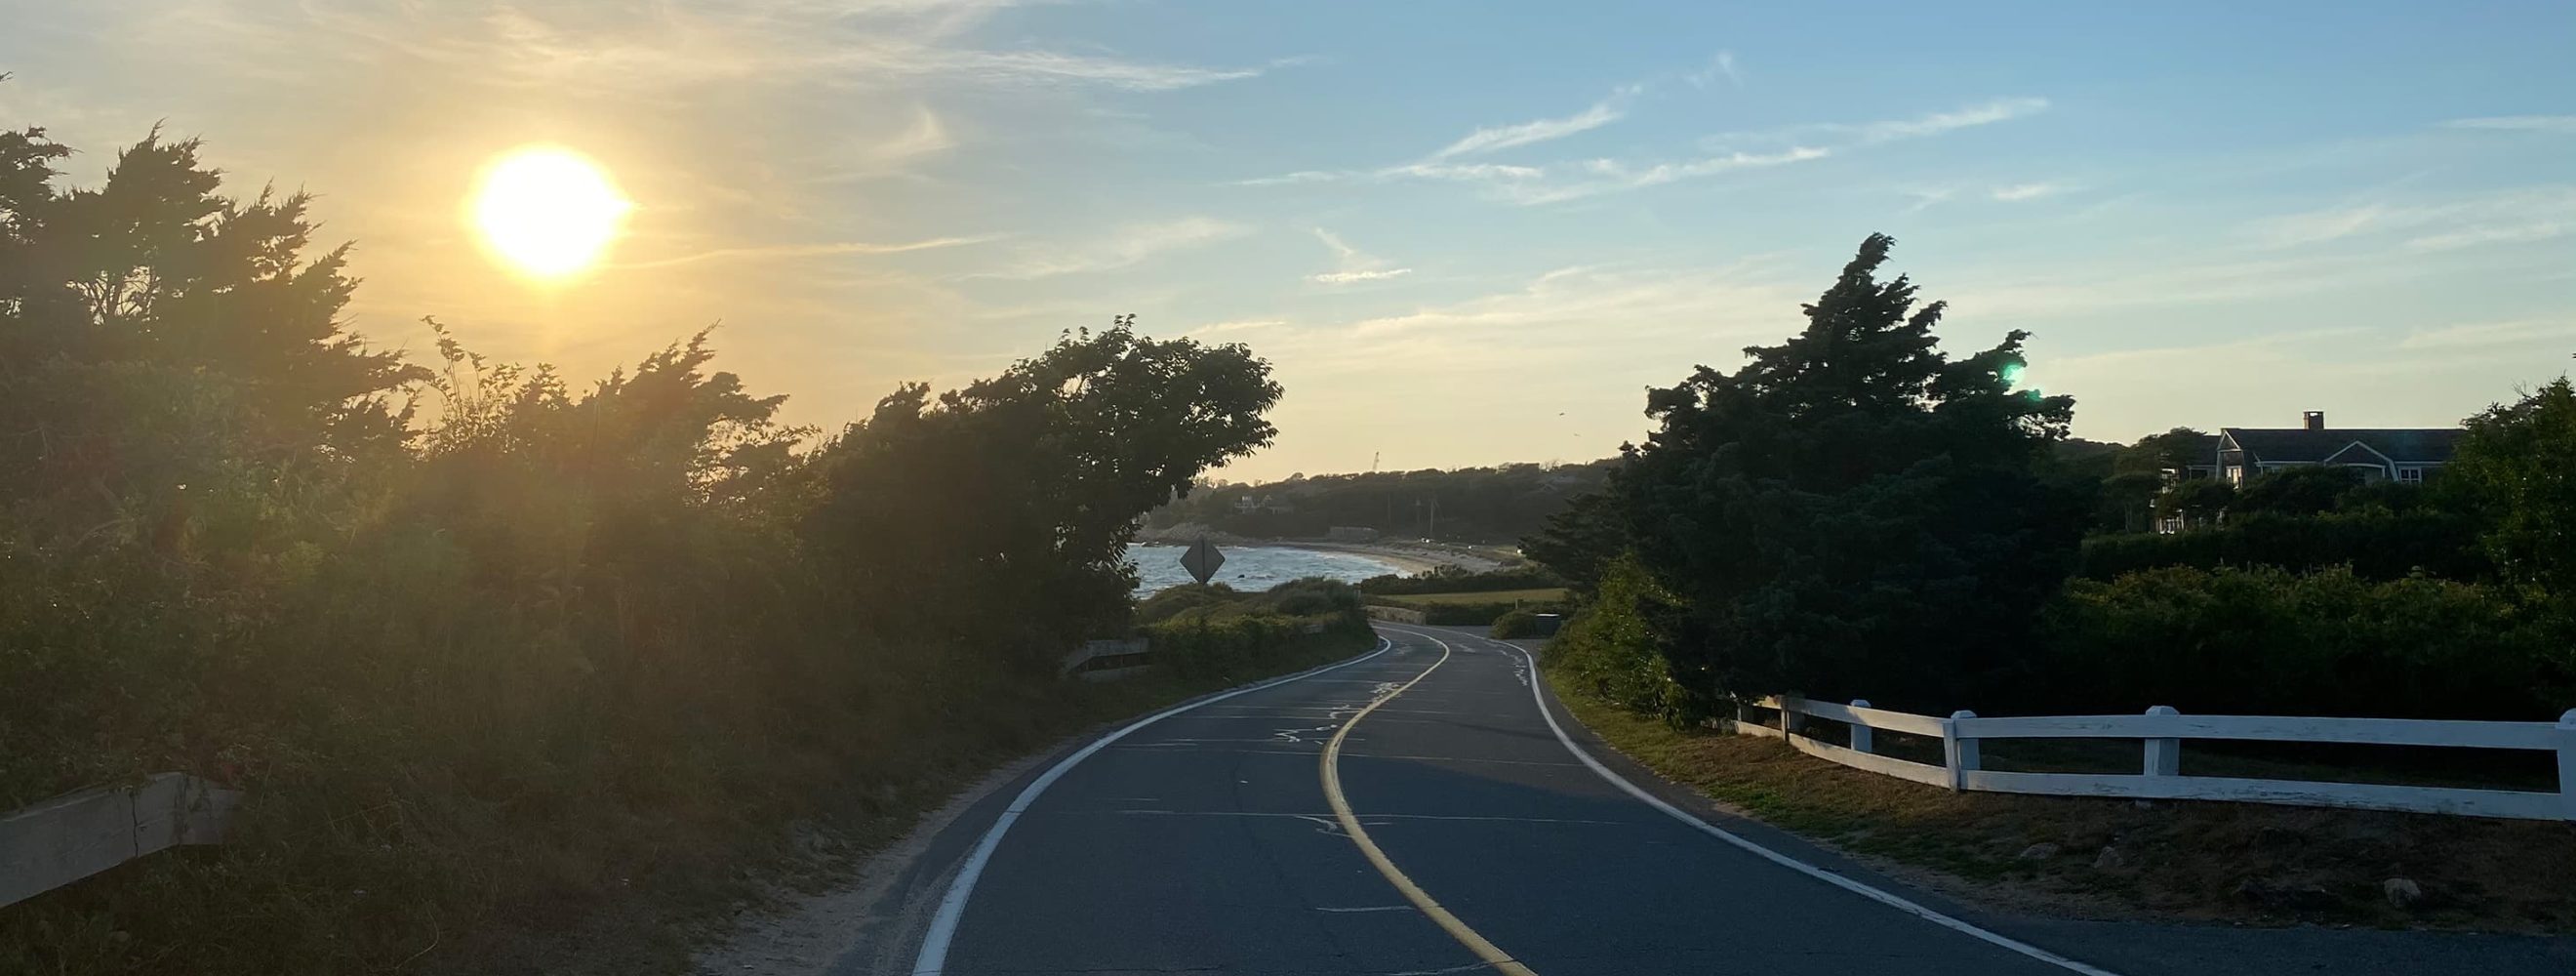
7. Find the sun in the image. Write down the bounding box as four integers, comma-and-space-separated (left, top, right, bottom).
469, 146, 631, 280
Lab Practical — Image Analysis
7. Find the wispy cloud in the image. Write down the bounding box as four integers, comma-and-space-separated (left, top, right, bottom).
2406, 222, 2566, 252
972, 218, 1247, 279
135, 1, 1279, 97
1244, 95, 2045, 206
1685, 51, 1741, 89
1850, 97, 2050, 142
2399, 318, 2573, 349
1429, 87, 1636, 160
1233, 170, 1348, 187
614, 234, 1000, 270
2248, 186, 2576, 251
1307, 228, 1413, 284
1991, 182, 2069, 202
2441, 115, 2576, 134
1503, 146, 1830, 204
1185, 319, 1288, 339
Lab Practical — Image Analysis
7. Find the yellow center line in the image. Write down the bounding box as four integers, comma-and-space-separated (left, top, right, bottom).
1318, 637, 1541, 976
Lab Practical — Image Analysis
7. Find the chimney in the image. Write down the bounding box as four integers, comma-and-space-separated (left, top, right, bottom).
2303, 411, 2325, 431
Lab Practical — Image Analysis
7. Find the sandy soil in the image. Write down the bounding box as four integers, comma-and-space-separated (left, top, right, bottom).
688, 751, 1056, 976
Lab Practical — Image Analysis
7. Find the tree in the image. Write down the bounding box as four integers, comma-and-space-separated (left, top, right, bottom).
806, 322, 1282, 651
2232, 465, 2363, 517
2448, 377, 2576, 596
2157, 477, 2235, 530
1534, 234, 2086, 714
0, 127, 423, 536
2113, 427, 2213, 477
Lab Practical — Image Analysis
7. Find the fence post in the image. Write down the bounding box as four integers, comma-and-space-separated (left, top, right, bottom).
2143, 705, 2182, 777
2556, 709, 2576, 822
1779, 695, 1806, 738
1943, 710, 1980, 792
1848, 699, 1873, 754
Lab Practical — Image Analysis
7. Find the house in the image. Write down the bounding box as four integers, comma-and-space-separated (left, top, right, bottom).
2216, 412, 2461, 486
1231, 494, 1295, 515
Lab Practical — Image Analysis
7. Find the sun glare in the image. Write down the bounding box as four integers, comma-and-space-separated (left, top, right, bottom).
470, 146, 631, 280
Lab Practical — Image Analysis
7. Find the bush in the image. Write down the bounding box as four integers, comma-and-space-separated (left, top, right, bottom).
1540, 555, 1701, 725
0, 122, 1295, 976
1134, 582, 1242, 624
1489, 609, 1541, 638
1138, 578, 1373, 679
2078, 509, 2485, 582
1359, 564, 1565, 595
2037, 565, 2574, 720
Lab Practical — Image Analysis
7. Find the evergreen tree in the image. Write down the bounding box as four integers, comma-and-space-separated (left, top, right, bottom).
1535, 234, 2085, 713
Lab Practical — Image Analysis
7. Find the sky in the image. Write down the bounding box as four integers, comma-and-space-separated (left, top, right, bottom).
2, 1, 2570, 481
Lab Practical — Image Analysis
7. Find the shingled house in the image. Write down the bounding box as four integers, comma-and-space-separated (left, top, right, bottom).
2216, 411, 2462, 486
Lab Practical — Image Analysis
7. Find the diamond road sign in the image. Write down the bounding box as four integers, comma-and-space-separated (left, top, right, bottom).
1180, 537, 1226, 586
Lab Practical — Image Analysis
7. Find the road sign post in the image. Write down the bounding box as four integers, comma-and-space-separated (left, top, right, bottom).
1181, 537, 1226, 586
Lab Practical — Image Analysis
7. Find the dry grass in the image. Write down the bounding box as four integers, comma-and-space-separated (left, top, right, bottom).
1554, 678, 2576, 932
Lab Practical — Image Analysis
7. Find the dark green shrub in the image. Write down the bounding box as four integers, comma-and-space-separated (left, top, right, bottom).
1139, 578, 1374, 678
1541, 555, 1701, 725
2037, 565, 2574, 720
2078, 509, 2485, 582
1490, 609, 1541, 638
1135, 583, 1241, 624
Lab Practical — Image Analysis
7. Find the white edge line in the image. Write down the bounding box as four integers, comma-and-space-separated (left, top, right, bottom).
907, 636, 1396, 975
1390, 624, 2128, 976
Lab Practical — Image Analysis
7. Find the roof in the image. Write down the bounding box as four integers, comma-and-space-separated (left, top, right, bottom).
2220, 427, 2463, 465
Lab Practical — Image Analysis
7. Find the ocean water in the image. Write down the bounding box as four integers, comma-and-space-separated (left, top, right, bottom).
1128, 543, 1400, 595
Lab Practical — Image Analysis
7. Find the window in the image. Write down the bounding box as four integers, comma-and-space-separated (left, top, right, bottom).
2398, 467, 2425, 484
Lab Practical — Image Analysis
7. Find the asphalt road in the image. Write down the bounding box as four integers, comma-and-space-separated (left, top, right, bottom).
872, 624, 2575, 976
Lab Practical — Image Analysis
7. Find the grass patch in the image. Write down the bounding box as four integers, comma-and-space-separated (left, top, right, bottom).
1375, 588, 1567, 607
1549, 670, 2576, 932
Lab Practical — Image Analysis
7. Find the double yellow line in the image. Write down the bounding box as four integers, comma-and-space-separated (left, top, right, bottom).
1317, 636, 1540, 976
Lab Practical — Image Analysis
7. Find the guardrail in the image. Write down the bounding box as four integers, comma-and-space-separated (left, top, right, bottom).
2, 772, 241, 908
1734, 696, 2576, 822
1060, 637, 1152, 681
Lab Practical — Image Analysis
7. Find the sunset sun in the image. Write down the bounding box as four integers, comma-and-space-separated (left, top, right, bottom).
469, 146, 630, 279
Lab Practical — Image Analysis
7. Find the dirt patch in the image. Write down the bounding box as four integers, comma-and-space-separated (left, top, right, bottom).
1551, 677, 2576, 933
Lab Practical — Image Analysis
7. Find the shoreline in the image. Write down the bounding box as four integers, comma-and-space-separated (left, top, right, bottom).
1269, 540, 1507, 576
1128, 538, 1506, 579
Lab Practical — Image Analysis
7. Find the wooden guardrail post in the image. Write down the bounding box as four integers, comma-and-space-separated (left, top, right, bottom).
1778, 694, 1806, 738
2557, 709, 2576, 821
2143, 705, 2182, 777
1943, 711, 1979, 792
1848, 699, 1873, 754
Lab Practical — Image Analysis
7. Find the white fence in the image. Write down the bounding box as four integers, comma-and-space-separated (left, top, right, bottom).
1, 772, 240, 908
1735, 697, 2576, 822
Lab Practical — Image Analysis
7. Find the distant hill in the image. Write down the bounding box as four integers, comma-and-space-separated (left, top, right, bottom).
1146, 460, 1618, 545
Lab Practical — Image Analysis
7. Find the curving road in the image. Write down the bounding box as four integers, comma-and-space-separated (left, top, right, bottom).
859, 624, 2575, 976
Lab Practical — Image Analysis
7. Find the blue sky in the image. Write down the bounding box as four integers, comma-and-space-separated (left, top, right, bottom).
3, 1, 2569, 479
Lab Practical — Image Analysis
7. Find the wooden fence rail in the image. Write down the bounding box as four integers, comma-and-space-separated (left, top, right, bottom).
1, 773, 240, 908
1734, 696, 2576, 822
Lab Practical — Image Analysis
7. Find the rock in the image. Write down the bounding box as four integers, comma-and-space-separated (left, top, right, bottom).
2092, 846, 2125, 870
2017, 842, 2061, 861
2383, 877, 2423, 910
